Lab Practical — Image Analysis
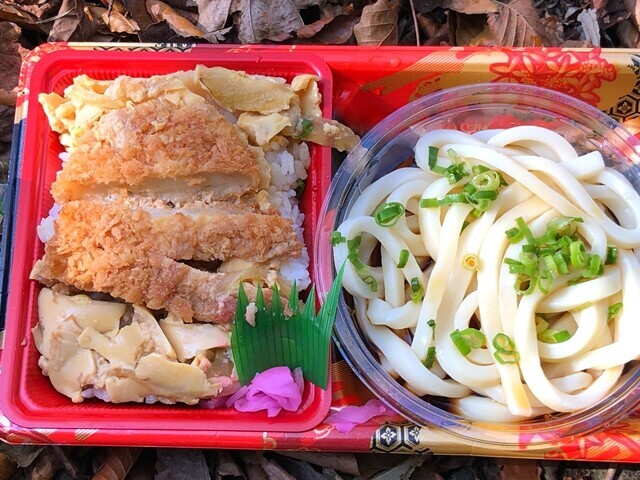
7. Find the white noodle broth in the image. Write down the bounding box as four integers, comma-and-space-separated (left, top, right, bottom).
332, 126, 640, 422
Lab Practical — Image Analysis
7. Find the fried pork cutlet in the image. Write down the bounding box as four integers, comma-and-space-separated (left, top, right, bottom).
44, 199, 302, 263
30, 199, 301, 323
51, 98, 269, 203
32, 252, 244, 324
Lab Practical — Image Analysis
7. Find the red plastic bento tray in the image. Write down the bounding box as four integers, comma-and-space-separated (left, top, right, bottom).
0, 48, 332, 432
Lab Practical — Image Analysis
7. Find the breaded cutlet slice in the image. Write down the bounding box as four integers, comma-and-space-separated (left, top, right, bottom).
32, 252, 243, 324
44, 199, 302, 263
51, 98, 269, 203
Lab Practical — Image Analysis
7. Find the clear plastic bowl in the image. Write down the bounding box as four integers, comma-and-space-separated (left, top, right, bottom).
315, 83, 640, 449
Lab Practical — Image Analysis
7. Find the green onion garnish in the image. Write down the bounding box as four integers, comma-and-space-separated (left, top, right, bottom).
608, 302, 623, 322
427, 146, 439, 171
504, 216, 615, 296
410, 277, 424, 303
427, 319, 435, 340
330, 231, 346, 246
606, 245, 618, 265
450, 328, 486, 356
293, 118, 314, 139
346, 235, 378, 292
538, 329, 572, 344
397, 249, 409, 268
493, 333, 516, 353
494, 350, 520, 364
470, 170, 501, 191
373, 202, 405, 227
423, 346, 437, 369
535, 315, 549, 334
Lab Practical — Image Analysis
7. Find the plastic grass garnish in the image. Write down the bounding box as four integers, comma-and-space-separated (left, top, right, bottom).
231, 263, 346, 390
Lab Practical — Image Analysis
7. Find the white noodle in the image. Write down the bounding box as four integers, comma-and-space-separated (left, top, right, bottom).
333, 127, 640, 421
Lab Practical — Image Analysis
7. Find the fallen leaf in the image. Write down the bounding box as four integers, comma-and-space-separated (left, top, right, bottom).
617, 18, 640, 47
292, 0, 327, 7
444, 0, 498, 15
194, 0, 231, 33
486, 0, 558, 46
624, 0, 640, 27
417, 13, 441, 38
353, 0, 400, 46
0, 21, 24, 106
93, 448, 141, 480
235, 0, 304, 43
0, 2, 38, 28
0, 451, 18, 480
259, 457, 295, 480
304, 14, 359, 44
123, 0, 154, 30
160, 0, 197, 8
577, 8, 600, 46
1, 445, 44, 468
296, 15, 334, 38
449, 12, 494, 46
146, 0, 205, 38
102, 8, 140, 33
48, 0, 102, 41
497, 459, 539, 480
155, 449, 210, 480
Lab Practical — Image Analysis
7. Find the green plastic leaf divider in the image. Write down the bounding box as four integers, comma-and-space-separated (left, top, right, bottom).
230, 262, 346, 389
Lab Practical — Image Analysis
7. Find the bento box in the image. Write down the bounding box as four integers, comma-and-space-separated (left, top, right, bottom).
0, 46, 333, 435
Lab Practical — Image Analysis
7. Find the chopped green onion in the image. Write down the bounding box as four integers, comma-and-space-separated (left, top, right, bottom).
553, 330, 571, 342
294, 178, 305, 198
450, 329, 471, 356
397, 249, 409, 268
608, 302, 623, 322
423, 346, 436, 369
569, 240, 588, 268
606, 245, 618, 265
584, 254, 603, 278
346, 235, 361, 251
471, 170, 501, 191
470, 189, 498, 201
427, 319, 435, 340
547, 216, 582, 238
293, 118, 314, 139
505, 227, 524, 243
420, 198, 439, 208
516, 217, 535, 244
494, 350, 520, 364
410, 277, 424, 303
535, 316, 549, 334
373, 202, 405, 227
463, 253, 480, 271
538, 329, 571, 344
330, 231, 346, 246
493, 333, 516, 353
515, 274, 537, 295
427, 146, 439, 170
347, 235, 377, 292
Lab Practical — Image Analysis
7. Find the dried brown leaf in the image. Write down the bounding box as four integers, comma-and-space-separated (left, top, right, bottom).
0, 2, 38, 28
449, 12, 494, 46
123, 0, 154, 30
48, 0, 102, 41
623, 0, 640, 27
0, 21, 24, 101
486, 0, 558, 46
277, 452, 359, 476
26, 448, 62, 480
259, 457, 295, 480
235, 0, 304, 43
296, 15, 334, 38
353, 0, 400, 46
417, 13, 440, 38
194, 0, 231, 33
1, 445, 44, 469
292, 0, 327, 7
309, 14, 358, 44
444, 0, 498, 15
146, 0, 205, 38
102, 9, 139, 33
155, 449, 209, 480
92, 447, 141, 480
0, 452, 18, 480
497, 459, 539, 480
617, 18, 640, 47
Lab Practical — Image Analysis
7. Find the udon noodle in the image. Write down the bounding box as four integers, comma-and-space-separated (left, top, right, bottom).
332, 126, 640, 422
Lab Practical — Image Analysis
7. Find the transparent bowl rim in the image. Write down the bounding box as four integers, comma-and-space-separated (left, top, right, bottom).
315, 82, 640, 448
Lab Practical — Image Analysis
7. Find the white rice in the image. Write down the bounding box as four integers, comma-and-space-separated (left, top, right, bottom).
37, 204, 61, 243
265, 143, 312, 290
